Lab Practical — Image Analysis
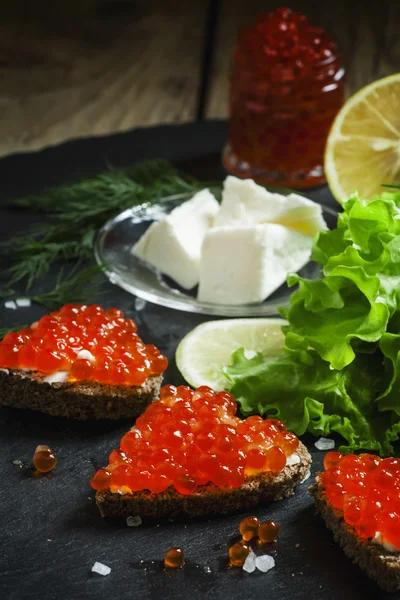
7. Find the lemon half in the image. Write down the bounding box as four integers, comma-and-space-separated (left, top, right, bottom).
175, 318, 286, 391
325, 74, 400, 203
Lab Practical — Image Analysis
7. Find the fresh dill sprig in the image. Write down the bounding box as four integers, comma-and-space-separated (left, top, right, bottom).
27, 264, 107, 311
3, 160, 212, 290
0, 326, 28, 340
6, 241, 92, 289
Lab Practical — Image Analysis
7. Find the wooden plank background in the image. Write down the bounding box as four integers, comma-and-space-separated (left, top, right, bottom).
0, 0, 398, 158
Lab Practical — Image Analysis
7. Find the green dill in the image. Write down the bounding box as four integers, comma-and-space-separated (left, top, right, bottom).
3, 159, 213, 291
27, 264, 107, 311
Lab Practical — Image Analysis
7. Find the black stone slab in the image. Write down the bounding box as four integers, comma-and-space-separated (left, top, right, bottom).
0, 122, 391, 600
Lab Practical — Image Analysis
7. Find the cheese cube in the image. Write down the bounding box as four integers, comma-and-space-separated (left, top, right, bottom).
132, 189, 219, 289
197, 224, 313, 305
214, 176, 327, 235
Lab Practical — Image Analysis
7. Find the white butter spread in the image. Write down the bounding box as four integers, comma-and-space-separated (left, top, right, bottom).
373, 532, 400, 553
43, 371, 69, 384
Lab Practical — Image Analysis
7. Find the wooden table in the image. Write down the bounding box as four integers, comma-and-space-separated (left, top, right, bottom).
0, 0, 398, 158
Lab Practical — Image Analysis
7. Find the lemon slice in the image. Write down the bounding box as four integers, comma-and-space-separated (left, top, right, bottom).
325, 74, 400, 203
175, 318, 286, 391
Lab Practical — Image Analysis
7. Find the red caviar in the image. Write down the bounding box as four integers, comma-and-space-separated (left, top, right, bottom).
322, 452, 400, 548
257, 520, 280, 543
228, 542, 250, 567
239, 516, 260, 541
32, 445, 57, 473
90, 385, 299, 495
164, 547, 185, 568
223, 7, 345, 188
0, 304, 167, 385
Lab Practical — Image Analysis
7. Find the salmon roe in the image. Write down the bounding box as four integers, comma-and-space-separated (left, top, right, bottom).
239, 516, 260, 541
0, 304, 167, 385
32, 445, 57, 473
322, 452, 400, 548
90, 385, 298, 495
228, 542, 250, 567
257, 520, 280, 543
164, 547, 185, 568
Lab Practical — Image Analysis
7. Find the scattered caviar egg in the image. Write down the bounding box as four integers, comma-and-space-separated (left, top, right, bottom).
90, 385, 298, 495
323, 451, 343, 471
322, 453, 400, 549
32, 445, 57, 473
258, 520, 280, 543
0, 304, 167, 385
164, 547, 185, 568
228, 542, 250, 567
239, 516, 260, 541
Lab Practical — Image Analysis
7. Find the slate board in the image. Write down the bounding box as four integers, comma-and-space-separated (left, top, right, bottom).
0, 122, 392, 600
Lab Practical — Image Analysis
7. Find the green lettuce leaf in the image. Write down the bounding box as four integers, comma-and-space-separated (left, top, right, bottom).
224, 348, 396, 455
225, 189, 400, 454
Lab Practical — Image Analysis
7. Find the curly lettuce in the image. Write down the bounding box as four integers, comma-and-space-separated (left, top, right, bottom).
224, 189, 400, 454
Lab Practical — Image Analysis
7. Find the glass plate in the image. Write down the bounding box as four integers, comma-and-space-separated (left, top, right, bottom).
94, 192, 338, 317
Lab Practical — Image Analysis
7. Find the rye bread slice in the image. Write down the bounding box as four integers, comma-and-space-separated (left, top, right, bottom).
0, 368, 162, 420
95, 440, 311, 519
309, 474, 400, 593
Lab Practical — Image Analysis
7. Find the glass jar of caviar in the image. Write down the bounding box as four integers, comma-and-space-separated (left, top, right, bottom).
223, 8, 345, 189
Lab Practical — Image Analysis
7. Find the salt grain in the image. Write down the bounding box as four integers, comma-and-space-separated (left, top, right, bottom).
15, 298, 31, 307
255, 555, 275, 573
203, 566, 211, 574
4, 300, 17, 309
242, 550, 256, 573
315, 437, 335, 451
135, 298, 146, 311
126, 515, 142, 527
91, 562, 111, 576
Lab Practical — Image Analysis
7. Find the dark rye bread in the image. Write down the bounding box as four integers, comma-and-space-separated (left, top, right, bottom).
95, 441, 311, 519
0, 368, 162, 420
309, 474, 400, 593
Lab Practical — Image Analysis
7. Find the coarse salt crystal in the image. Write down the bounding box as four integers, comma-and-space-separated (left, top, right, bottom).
15, 298, 31, 307
315, 437, 335, 451
243, 349, 257, 360
5, 300, 17, 309
255, 554, 275, 573
286, 453, 301, 466
91, 562, 111, 576
135, 298, 146, 311
126, 515, 142, 527
242, 549, 257, 573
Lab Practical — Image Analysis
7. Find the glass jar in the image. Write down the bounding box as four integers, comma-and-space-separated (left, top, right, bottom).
223, 9, 345, 189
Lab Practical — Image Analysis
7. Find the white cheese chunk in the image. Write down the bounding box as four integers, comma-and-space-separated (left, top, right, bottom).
214, 176, 327, 235
198, 224, 313, 305
132, 189, 219, 289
